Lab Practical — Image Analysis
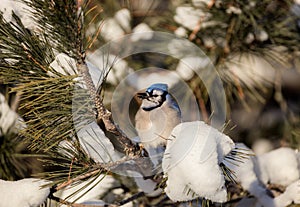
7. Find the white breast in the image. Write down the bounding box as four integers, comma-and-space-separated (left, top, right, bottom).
135, 94, 181, 149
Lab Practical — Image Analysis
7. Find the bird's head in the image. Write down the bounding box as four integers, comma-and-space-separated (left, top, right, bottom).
137, 83, 168, 111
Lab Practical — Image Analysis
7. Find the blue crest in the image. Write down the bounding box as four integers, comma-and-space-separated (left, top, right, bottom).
146, 83, 168, 93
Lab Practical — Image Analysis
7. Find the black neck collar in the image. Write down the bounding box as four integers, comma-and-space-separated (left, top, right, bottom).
142, 91, 167, 111
142, 104, 161, 111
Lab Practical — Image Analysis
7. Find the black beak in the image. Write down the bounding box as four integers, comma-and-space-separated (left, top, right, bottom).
137, 92, 149, 99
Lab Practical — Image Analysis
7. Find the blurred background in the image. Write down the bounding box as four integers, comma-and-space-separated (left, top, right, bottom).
0, 0, 300, 205
83, 0, 300, 152
1, 0, 300, 178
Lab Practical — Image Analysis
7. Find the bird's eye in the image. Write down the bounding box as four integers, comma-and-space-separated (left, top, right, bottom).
152, 94, 159, 97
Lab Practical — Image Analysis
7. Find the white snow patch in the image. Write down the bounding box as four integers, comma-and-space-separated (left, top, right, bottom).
252, 139, 273, 155
58, 123, 120, 205
255, 30, 269, 42
114, 8, 131, 33
162, 121, 234, 203
130, 23, 153, 42
76, 121, 120, 163
99, 8, 132, 41
224, 144, 300, 207
57, 175, 117, 205
278, 179, 300, 205
235, 179, 300, 207
256, 147, 299, 186
176, 56, 211, 81
174, 6, 220, 31
86, 51, 132, 85
49, 53, 77, 76
202, 37, 215, 48
176, 58, 196, 81
174, 6, 206, 31
49, 53, 104, 88
174, 27, 187, 37
0, 0, 36, 30
192, 0, 212, 7
226, 6, 242, 14
245, 32, 255, 44
100, 18, 125, 41
0, 178, 50, 207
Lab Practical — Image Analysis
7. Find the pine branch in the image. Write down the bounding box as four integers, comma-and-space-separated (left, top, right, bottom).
22, 0, 81, 58
73, 1, 143, 157
52, 155, 139, 191
55, 168, 101, 191
75, 62, 155, 180
0, 13, 54, 83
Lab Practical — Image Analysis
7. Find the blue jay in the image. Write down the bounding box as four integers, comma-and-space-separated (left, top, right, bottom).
135, 83, 181, 166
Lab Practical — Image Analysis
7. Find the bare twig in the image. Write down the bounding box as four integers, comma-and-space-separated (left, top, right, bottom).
195, 85, 209, 123
189, 17, 204, 41
68, 157, 76, 181
117, 192, 145, 206
224, 16, 237, 54
55, 168, 101, 191
21, 42, 48, 72
232, 71, 245, 100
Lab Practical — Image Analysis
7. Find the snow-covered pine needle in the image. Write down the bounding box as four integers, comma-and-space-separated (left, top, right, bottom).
183, 185, 197, 198
220, 145, 255, 183
220, 162, 237, 184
